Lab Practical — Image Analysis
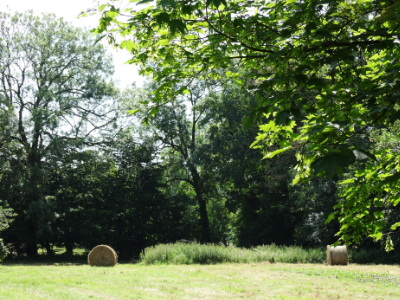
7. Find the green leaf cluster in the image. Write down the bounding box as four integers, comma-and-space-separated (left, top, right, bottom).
327, 123, 400, 248
90, 0, 400, 248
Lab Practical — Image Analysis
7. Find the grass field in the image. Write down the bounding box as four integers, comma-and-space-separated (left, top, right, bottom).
1, 262, 400, 299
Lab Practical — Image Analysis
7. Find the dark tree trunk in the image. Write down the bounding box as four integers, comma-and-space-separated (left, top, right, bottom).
24, 151, 42, 257
189, 165, 211, 243
197, 190, 211, 243
44, 242, 53, 256
65, 242, 73, 256
25, 242, 38, 256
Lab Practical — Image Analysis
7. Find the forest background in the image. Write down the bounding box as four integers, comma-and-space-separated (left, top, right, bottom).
1, 0, 400, 261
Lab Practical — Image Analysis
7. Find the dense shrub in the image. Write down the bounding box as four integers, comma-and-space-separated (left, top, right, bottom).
348, 248, 400, 265
140, 243, 326, 265
140, 243, 400, 266
0, 204, 10, 261
0, 239, 7, 261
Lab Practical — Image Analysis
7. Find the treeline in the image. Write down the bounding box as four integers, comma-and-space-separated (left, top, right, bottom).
0, 9, 398, 260
92, 0, 400, 254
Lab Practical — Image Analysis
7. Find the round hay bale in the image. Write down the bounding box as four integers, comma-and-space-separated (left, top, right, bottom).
326, 245, 348, 266
88, 245, 118, 267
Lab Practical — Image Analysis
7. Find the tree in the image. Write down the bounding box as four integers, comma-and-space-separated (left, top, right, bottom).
90, 0, 400, 247
201, 82, 301, 246
125, 80, 215, 242
41, 136, 188, 259
288, 173, 340, 247
328, 122, 400, 251
0, 11, 119, 255
126, 77, 306, 246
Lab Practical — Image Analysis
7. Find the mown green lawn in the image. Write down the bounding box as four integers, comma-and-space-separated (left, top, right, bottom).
1, 262, 399, 299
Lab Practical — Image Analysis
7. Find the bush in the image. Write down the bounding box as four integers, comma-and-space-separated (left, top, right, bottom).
140, 243, 326, 265
140, 243, 400, 266
0, 238, 7, 261
0, 203, 11, 261
348, 248, 400, 265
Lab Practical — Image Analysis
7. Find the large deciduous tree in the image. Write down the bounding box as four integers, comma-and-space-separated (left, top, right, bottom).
201, 83, 300, 247
0, 11, 119, 255
125, 80, 214, 242
90, 0, 400, 248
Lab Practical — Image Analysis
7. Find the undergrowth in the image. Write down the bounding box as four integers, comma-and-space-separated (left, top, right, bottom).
140, 243, 326, 265
140, 243, 400, 265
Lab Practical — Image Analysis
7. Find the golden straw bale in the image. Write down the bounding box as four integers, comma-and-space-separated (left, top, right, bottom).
88, 245, 118, 267
326, 245, 348, 266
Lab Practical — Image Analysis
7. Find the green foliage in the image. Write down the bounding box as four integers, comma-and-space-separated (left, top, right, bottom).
348, 247, 400, 265
204, 83, 304, 247
90, 0, 400, 248
0, 11, 117, 256
140, 243, 326, 265
124, 80, 216, 243
1, 139, 193, 259
0, 202, 13, 261
126, 78, 305, 247
91, 0, 400, 177
329, 122, 400, 248
288, 172, 340, 247
0, 239, 6, 262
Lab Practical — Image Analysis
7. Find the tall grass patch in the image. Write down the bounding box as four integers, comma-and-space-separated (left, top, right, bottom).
140, 243, 326, 265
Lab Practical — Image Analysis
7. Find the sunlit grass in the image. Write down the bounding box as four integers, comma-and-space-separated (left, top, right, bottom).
2, 244, 399, 299
0, 262, 399, 299
140, 243, 326, 265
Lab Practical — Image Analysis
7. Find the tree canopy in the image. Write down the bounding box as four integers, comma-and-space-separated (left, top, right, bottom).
0, 11, 120, 255
89, 0, 400, 248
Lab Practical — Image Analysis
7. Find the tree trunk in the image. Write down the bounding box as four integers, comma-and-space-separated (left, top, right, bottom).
24, 151, 42, 257
189, 165, 211, 243
65, 242, 73, 256
44, 242, 53, 256
25, 242, 38, 256
197, 189, 211, 243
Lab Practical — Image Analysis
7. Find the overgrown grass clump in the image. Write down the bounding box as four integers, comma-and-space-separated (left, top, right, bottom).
140, 243, 326, 265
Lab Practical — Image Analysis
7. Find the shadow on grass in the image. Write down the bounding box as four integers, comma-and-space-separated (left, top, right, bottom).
1, 254, 87, 266
1, 254, 136, 266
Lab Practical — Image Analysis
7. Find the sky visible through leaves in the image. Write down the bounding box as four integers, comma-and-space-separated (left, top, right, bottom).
0, 0, 144, 89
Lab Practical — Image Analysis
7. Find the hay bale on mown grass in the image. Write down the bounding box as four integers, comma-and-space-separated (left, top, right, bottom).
327, 245, 348, 266
88, 245, 118, 267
